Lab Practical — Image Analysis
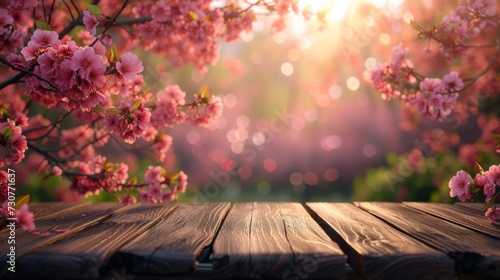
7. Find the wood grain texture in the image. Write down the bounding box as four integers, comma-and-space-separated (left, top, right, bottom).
404, 202, 500, 239
0, 202, 122, 278
117, 202, 230, 275
278, 203, 346, 280
0, 201, 91, 232
15, 203, 177, 279
213, 202, 346, 279
212, 202, 252, 278
306, 202, 454, 280
454, 202, 485, 213
357, 202, 500, 278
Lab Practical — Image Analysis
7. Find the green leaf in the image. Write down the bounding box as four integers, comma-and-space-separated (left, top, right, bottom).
87, 4, 103, 15
200, 85, 209, 99
410, 20, 424, 32
492, 134, 500, 141
483, 197, 497, 212
15, 194, 30, 210
106, 107, 122, 114
35, 20, 52, 31
130, 100, 142, 111
189, 11, 199, 21
434, 13, 444, 25
1, 126, 13, 138
161, 167, 168, 178
448, 22, 458, 29
474, 162, 484, 175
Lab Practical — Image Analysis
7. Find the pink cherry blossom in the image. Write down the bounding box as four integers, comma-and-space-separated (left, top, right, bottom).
104, 102, 151, 144
389, 44, 408, 72
190, 95, 223, 127
151, 1, 171, 22
0, 9, 13, 36
485, 207, 500, 225
30, 29, 61, 49
17, 204, 36, 232
70, 47, 106, 82
118, 193, 137, 205
116, 52, 144, 82
83, 10, 99, 36
154, 133, 172, 162
442, 72, 464, 93
151, 85, 187, 128
449, 170, 473, 201
144, 166, 165, 184
147, 182, 164, 202
0, 119, 28, 166
419, 78, 443, 95
177, 171, 188, 193
485, 164, 500, 186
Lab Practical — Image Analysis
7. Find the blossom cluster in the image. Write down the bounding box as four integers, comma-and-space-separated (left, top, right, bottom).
0, 0, 242, 233
369, 45, 464, 121
0, 120, 28, 167
449, 162, 500, 224
132, 0, 255, 71
433, 0, 497, 60
368, 1, 498, 125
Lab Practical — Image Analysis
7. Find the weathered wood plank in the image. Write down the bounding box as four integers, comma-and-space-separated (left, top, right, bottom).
0, 202, 122, 278
0, 201, 92, 232
404, 202, 500, 240
249, 202, 293, 278
306, 202, 454, 280
15, 203, 177, 279
357, 202, 500, 278
117, 202, 230, 275
212, 203, 252, 278
278, 203, 346, 280
214, 202, 346, 279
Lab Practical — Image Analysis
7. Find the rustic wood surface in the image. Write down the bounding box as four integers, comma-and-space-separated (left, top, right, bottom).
1, 202, 498, 279
306, 202, 454, 280
14, 203, 177, 279
0, 202, 123, 278
213, 202, 346, 279
118, 202, 230, 275
0, 201, 91, 232
404, 202, 500, 239
356, 202, 500, 278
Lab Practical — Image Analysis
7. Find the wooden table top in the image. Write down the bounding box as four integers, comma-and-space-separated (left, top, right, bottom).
0, 202, 498, 279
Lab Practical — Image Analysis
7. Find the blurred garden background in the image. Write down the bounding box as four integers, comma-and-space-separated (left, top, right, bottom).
17, 0, 500, 203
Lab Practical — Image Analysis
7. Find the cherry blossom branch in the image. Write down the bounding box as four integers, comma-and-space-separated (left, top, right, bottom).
0, 57, 79, 103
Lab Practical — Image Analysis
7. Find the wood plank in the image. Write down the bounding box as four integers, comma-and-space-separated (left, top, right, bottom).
306, 202, 454, 280
404, 202, 500, 240
214, 202, 346, 279
0, 201, 91, 232
454, 202, 485, 213
14, 203, 177, 279
117, 202, 230, 275
357, 202, 500, 278
249, 202, 293, 278
212, 202, 252, 278
0, 202, 122, 278
278, 203, 346, 279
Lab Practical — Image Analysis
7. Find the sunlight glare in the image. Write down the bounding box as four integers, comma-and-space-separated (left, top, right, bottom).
298, 0, 351, 22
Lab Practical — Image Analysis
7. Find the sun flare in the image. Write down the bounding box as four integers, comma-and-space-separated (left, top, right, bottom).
297, 0, 404, 22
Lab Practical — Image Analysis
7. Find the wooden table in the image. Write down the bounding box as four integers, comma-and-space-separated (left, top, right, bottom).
0, 202, 498, 279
